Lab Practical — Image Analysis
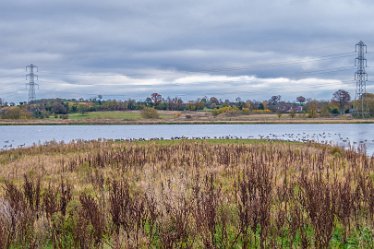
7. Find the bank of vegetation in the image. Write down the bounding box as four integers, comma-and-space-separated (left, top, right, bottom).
0, 139, 373, 248
2, 90, 374, 121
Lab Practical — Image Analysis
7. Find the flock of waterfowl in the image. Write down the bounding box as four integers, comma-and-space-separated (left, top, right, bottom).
1, 131, 372, 155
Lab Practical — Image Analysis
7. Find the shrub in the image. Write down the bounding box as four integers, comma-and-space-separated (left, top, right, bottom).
0, 107, 31, 119
289, 109, 296, 118
252, 109, 272, 114
221, 106, 240, 116
212, 106, 240, 117
242, 108, 250, 115
141, 107, 159, 119
212, 109, 220, 117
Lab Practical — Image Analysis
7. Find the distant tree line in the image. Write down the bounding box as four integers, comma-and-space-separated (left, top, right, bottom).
1, 90, 374, 119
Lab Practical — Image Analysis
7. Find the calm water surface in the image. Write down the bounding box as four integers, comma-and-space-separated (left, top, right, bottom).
0, 124, 373, 155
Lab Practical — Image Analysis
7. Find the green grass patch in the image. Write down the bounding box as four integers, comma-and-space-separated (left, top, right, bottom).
67, 111, 142, 120
54, 111, 174, 120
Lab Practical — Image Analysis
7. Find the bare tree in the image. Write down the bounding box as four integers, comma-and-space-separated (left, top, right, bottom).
150, 93, 162, 106
268, 95, 281, 112
269, 95, 281, 106
332, 90, 351, 115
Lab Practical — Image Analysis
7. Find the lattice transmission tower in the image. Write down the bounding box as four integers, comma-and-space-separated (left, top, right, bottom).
354, 41, 368, 118
26, 64, 39, 103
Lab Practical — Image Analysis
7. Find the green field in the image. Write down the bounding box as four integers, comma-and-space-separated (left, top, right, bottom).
54, 111, 175, 120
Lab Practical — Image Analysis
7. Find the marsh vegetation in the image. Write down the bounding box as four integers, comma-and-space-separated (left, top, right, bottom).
0, 139, 373, 248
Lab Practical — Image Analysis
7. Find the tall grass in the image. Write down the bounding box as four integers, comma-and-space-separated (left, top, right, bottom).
0, 140, 373, 248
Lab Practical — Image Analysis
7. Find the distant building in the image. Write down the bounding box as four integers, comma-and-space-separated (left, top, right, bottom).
288, 106, 303, 112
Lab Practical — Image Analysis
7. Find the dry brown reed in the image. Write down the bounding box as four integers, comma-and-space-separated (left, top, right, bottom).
0, 139, 373, 248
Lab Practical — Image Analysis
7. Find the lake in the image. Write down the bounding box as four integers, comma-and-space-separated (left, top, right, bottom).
0, 124, 373, 155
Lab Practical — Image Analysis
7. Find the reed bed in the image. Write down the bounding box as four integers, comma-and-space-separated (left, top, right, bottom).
0, 139, 373, 248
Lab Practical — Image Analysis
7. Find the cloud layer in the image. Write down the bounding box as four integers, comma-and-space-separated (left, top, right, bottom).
0, 0, 373, 102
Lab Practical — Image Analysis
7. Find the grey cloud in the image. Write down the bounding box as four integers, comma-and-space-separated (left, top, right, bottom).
0, 0, 372, 102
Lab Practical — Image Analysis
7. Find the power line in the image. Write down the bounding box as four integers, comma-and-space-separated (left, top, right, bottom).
36, 66, 352, 89
0, 49, 359, 102
181, 53, 354, 74
80, 80, 353, 100
37, 52, 354, 77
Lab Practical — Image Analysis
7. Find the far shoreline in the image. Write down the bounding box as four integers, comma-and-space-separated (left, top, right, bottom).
1, 118, 374, 125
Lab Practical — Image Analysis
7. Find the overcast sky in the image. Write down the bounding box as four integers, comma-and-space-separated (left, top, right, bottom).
1, 0, 373, 102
